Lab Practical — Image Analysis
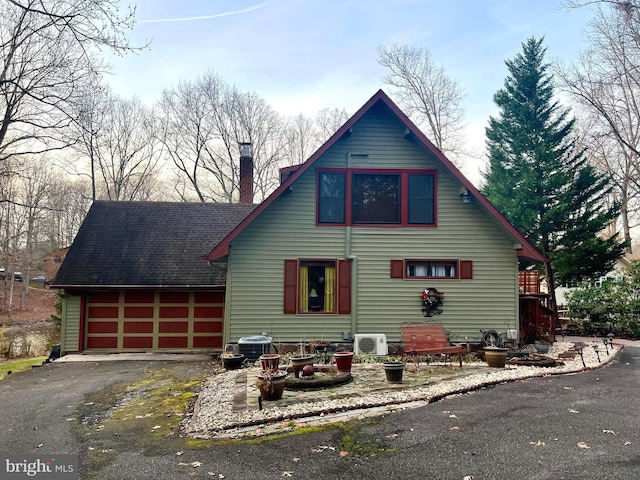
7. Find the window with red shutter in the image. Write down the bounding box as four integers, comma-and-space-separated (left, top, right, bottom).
390, 260, 404, 278
338, 260, 352, 314
284, 259, 347, 314
460, 260, 473, 279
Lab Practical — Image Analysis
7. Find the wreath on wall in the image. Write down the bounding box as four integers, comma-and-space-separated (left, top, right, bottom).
421, 287, 444, 317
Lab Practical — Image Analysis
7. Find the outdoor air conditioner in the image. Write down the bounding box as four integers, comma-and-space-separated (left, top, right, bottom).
354, 334, 388, 355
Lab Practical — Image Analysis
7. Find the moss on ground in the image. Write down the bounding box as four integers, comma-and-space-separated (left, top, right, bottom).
72, 368, 207, 478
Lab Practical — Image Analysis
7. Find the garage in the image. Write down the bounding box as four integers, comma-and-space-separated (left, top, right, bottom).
84, 290, 224, 351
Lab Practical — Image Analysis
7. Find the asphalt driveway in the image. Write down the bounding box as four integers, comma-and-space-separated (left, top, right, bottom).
1, 348, 639, 479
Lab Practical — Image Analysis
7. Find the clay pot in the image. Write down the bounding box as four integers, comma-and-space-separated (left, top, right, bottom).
333, 351, 354, 373
259, 354, 281, 372
484, 347, 509, 368
256, 371, 287, 401
289, 355, 315, 378
383, 362, 404, 383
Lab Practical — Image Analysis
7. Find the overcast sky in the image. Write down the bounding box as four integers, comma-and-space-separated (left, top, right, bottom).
105, 0, 597, 183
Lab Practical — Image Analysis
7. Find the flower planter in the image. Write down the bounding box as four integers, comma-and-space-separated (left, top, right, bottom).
383, 362, 404, 383
484, 347, 509, 368
534, 342, 551, 354
259, 354, 281, 373
289, 355, 315, 378
221, 353, 245, 370
333, 351, 354, 373
256, 371, 287, 401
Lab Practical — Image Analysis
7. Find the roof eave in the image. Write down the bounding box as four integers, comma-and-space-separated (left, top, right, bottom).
49, 284, 227, 290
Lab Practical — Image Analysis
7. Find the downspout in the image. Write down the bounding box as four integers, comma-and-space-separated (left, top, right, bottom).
346, 151, 368, 338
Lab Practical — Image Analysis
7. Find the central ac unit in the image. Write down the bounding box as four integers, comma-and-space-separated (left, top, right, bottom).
354, 334, 388, 355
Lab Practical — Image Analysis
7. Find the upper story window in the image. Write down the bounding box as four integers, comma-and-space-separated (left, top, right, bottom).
318, 169, 436, 226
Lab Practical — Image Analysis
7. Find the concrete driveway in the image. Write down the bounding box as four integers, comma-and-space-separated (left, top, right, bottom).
1, 346, 639, 479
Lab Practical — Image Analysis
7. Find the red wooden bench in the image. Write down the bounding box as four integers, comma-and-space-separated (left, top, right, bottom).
400, 323, 467, 369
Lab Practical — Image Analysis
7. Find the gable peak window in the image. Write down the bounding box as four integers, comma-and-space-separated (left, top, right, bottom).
318, 169, 436, 226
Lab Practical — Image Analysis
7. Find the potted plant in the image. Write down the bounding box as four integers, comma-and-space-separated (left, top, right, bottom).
333, 350, 354, 373
382, 357, 405, 383
256, 370, 288, 401
221, 352, 245, 370
534, 341, 551, 354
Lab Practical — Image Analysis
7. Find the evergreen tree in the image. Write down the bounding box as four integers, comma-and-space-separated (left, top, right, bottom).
483, 37, 625, 312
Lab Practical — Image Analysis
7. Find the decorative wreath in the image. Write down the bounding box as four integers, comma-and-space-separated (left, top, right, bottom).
421, 287, 444, 316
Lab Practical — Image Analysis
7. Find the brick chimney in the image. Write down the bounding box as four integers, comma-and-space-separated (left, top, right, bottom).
239, 142, 253, 204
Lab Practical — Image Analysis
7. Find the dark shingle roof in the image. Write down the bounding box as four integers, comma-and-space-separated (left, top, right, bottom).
51, 201, 257, 287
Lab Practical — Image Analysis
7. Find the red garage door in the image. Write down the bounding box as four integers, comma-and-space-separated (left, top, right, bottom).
85, 290, 224, 351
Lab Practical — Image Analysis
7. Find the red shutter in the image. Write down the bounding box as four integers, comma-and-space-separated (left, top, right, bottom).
390, 260, 404, 278
460, 260, 473, 279
284, 259, 298, 313
338, 259, 352, 314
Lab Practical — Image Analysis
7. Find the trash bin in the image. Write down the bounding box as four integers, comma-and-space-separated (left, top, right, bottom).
237, 335, 273, 361
48, 343, 61, 362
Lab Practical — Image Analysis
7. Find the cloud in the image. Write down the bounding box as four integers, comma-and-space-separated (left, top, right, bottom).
138, 2, 269, 24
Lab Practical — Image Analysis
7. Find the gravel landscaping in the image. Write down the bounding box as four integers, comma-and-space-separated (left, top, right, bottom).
185, 340, 621, 438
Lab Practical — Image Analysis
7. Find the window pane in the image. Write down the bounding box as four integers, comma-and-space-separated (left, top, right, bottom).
406, 260, 457, 278
408, 174, 434, 224
318, 172, 345, 223
352, 173, 400, 223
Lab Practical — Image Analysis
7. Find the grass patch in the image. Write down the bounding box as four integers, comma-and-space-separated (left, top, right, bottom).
0, 357, 47, 379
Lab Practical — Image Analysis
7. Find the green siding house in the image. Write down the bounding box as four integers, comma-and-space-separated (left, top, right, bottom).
52, 90, 543, 355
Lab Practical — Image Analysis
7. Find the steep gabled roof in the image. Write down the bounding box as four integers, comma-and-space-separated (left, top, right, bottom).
51, 201, 257, 288
207, 89, 545, 263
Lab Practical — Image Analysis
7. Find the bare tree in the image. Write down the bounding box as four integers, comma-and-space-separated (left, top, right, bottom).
93, 95, 163, 201
0, 0, 141, 168
44, 176, 93, 248
158, 72, 286, 203
377, 44, 466, 159
283, 114, 316, 167
557, 2, 640, 251
228, 89, 287, 201
315, 107, 350, 142
282, 108, 351, 168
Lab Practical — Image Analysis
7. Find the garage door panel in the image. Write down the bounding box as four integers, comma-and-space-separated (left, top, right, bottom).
124, 306, 154, 318
124, 291, 154, 303
158, 336, 188, 349
87, 321, 118, 334
88, 306, 119, 318
194, 321, 222, 333
159, 321, 189, 333
124, 321, 154, 333
194, 306, 223, 318
159, 306, 188, 318
123, 337, 153, 349
193, 336, 223, 348
87, 337, 118, 349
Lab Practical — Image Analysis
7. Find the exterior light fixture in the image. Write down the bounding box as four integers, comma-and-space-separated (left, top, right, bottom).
575, 345, 586, 368
603, 338, 610, 355
459, 186, 471, 204
592, 345, 601, 363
